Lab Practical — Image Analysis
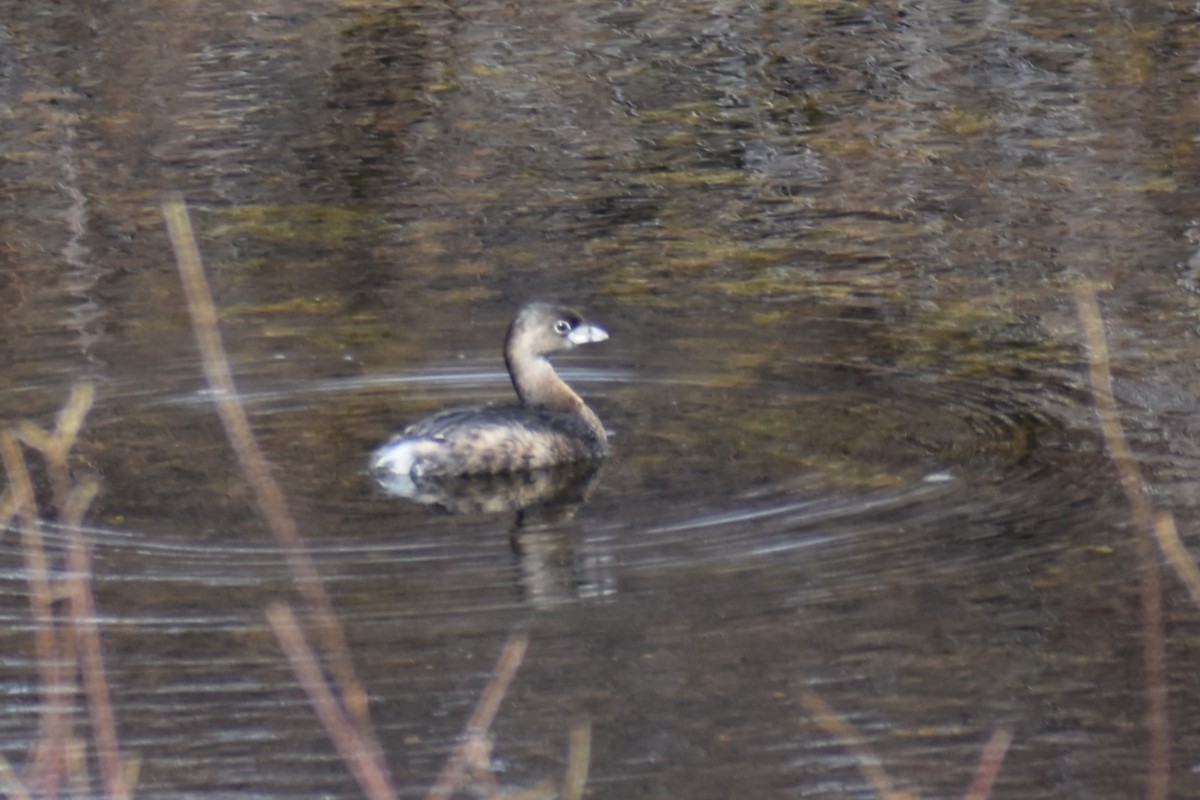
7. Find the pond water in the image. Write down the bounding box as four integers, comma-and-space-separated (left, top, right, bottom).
3, 1, 1200, 798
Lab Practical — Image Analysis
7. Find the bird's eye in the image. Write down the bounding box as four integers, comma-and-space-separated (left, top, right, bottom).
554, 319, 572, 335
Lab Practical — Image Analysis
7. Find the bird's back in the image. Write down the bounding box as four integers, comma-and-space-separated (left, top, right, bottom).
372, 404, 608, 478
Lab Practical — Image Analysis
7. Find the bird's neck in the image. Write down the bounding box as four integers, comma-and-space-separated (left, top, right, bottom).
506, 352, 607, 446
507, 352, 580, 413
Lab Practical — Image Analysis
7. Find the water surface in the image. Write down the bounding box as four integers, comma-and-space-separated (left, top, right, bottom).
2, 1, 1200, 798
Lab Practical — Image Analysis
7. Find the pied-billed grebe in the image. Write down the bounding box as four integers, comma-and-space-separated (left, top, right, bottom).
371, 303, 610, 481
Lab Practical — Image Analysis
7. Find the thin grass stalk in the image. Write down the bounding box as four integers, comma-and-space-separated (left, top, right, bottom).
463, 734, 501, 800
267, 603, 396, 800
1153, 511, 1200, 607
962, 728, 1011, 800
0, 431, 70, 793
14, 383, 95, 515
799, 689, 907, 800
5, 385, 128, 797
0, 487, 17, 532
0, 753, 32, 800
1074, 284, 1168, 800
162, 194, 391, 786
49, 383, 94, 512
25, 383, 123, 798
562, 720, 591, 800
62, 476, 129, 800
426, 633, 530, 800
63, 737, 89, 797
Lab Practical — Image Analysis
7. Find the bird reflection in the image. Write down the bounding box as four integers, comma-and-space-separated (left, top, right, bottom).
372, 461, 615, 607
372, 458, 602, 514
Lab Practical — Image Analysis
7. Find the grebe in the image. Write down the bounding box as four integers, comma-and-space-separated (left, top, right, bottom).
371, 303, 609, 481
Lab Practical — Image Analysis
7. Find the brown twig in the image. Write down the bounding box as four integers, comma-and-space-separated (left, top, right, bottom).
163, 194, 392, 790
1074, 284, 1169, 800
962, 728, 1011, 800
267, 603, 397, 800
426, 632, 531, 800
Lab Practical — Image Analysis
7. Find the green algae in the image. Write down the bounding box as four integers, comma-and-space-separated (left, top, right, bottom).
209, 203, 382, 244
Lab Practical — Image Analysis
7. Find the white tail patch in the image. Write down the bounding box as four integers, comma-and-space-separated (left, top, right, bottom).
370, 437, 441, 476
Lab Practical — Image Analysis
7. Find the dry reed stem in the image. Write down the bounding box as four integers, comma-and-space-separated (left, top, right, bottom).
62, 476, 130, 800
4, 382, 132, 798
562, 720, 591, 800
64, 392, 133, 799
0, 753, 32, 800
267, 603, 397, 800
50, 382, 94, 510
162, 194, 393, 789
50, 382, 93, 458
37, 381, 129, 799
13, 423, 52, 454
16, 382, 94, 513
64, 736, 89, 796
0, 430, 71, 792
1, 487, 17, 533
426, 632, 531, 800
962, 728, 1011, 800
1074, 284, 1169, 800
121, 758, 141, 798
799, 689, 914, 800
462, 734, 502, 800
1153, 511, 1200, 607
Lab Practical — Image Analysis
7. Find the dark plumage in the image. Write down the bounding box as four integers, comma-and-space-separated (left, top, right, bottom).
370, 303, 610, 484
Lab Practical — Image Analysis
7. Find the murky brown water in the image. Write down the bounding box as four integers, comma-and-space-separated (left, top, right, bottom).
3, 1, 1200, 798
